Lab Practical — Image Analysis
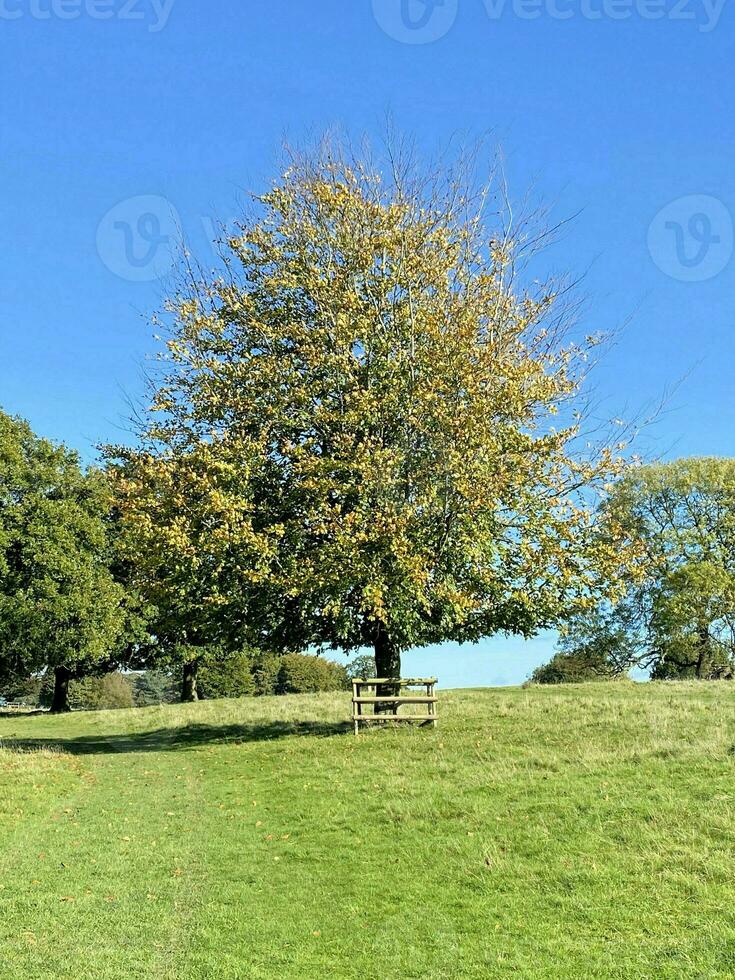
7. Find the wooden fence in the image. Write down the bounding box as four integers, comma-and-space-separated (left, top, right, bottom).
351, 677, 437, 734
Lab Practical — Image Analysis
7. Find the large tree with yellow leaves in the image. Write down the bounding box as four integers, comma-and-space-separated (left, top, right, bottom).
111, 142, 631, 693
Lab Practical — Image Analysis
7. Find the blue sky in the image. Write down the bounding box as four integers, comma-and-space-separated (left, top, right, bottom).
2, 0, 733, 685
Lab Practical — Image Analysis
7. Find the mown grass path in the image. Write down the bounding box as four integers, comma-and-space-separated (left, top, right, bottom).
2, 684, 735, 978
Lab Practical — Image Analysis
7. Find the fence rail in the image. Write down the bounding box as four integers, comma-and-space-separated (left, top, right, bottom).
351, 677, 438, 734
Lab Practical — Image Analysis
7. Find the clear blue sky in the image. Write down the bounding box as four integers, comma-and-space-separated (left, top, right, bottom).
2, 0, 733, 685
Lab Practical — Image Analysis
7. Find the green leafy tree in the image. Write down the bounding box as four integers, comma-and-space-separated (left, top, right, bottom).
648, 563, 735, 679
574, 458, 735, 680
0, 674, 42, 707
529, 607, 640, 684
528, 650, 620, 685
131, 670, 179, 707
67, 673, 135, 711
110, 140, 631, 705
0, 411, 131, 712
198, 648, 256, 700
345, 653, 377, 683
276, 653, 347, 694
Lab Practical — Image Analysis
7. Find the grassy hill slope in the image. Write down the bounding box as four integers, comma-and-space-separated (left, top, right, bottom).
2, 683, 735, 979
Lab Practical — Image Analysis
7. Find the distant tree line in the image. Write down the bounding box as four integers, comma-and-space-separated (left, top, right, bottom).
0, 651, 354, 711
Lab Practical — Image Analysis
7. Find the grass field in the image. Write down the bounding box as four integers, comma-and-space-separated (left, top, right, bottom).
2, 683, 735, 979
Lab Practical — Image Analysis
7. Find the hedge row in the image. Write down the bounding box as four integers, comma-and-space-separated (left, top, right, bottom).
198, 652, 348, 699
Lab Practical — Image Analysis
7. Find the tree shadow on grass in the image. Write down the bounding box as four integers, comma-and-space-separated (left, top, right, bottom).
1, 720, 352, 755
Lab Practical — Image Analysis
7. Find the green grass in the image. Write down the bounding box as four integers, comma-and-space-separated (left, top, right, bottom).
2, 683, 735, 978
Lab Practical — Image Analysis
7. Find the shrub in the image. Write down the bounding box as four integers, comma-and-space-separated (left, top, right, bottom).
68, 673, 135, 711
198, 651, 256, 700
276, 654, 347, 694
251, 652, 281, 696
528, 648, 624, 685
131, 670, 179, 707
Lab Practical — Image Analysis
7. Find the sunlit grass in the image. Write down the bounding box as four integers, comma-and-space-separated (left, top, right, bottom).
2, 683, 735, 978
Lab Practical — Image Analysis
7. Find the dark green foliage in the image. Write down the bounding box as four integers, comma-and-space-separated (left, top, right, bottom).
580, 459, 735, 681
69, 674, 135, 711
0, 410, 140, 711
129, 652, 347, 701
38, 672, 135, 711
250, 652, 281, 697
650, 637, 735, 681
131, 671, 179, 707
38, 672, 55, 709
276, 654, 347, 695
530, 603, 640, 685
198, 650, 256, 700
529, 648, 625, 685
0, 674, 42, 707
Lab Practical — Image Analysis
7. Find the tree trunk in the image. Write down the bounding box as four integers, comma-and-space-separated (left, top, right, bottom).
374, 623, 401, 715
50, 666, 72, 714
181, 660, 199, 702
695, 625, 709, 679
